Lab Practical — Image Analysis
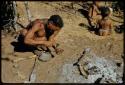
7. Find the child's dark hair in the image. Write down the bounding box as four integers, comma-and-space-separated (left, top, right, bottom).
48, 15, 64, 28
101, 7, 110, 18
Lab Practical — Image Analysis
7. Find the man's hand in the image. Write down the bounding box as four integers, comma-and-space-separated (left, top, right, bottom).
44, 41, 55, 47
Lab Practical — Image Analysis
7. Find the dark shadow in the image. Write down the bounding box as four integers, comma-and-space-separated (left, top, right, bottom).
11, 34, 37, 52
78, 9, 89, 19
73, 50, 85, 66
1, 57, 11, 62
78, 9, 91, 29
115, 24, 124, 34
78, 8, 98, 33
11, 41, 36, 52
94, 77, 103, 84
11, 42, 36, 52
79, 23, 89, 28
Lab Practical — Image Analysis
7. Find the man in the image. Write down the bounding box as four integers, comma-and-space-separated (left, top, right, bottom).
88, 1, 101, 31
20, 15, 64, 54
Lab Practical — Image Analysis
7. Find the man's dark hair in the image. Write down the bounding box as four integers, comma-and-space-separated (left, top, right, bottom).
48, 15, 64, 28
101, 7, 110, 18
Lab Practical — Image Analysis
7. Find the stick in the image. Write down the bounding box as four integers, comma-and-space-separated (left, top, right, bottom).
13, 1, 18, 31
24, 1, 32, 23
79, 65, 88, 79
12, 55, 37, 63
29, 56, 37, 82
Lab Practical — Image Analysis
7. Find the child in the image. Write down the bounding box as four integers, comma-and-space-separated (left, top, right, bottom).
97, 7, 112, 36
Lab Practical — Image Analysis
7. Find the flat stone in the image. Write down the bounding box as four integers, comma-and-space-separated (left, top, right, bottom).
38, 52, 52, 62
58, 49, 123, 83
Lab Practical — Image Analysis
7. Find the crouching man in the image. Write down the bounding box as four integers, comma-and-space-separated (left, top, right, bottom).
20, 15, 64, 55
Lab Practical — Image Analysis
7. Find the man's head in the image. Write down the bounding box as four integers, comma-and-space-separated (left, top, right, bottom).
101, 7, 110, 18
47, 15, 64, 31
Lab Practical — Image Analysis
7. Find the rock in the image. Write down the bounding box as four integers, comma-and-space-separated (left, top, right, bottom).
38, 52, 52, 62
29, 72, 36, 83
13, 64, 19, 68
88, 74, 103, 83
79, 65, 88, 78
58, 63, 85, 83
34, 50, 52, 62
58, 49, 123, 83
84, 48, 91, 53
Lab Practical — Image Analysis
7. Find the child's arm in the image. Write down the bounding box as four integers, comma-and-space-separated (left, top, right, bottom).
95, 5, 100, 15
109, 21, 113, 34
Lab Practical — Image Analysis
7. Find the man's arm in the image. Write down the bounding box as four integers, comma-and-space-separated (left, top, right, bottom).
24, 22, 55, 47
24, 29, 45, 45
24, 22, 46, 45
48, 30, 64, 54
48, 30, 60, 45
109, 20, 113, 34
37, 30, 60, 47
88, 6, 93, 18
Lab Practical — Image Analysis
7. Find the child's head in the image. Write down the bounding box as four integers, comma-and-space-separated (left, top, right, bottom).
93, 1, 100, 7
101, 7, 110, 18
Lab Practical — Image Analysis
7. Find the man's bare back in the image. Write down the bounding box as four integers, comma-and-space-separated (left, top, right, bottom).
20, 15, 64, 54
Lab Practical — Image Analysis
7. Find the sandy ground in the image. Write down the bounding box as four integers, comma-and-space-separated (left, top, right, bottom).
1, 1, 124, 83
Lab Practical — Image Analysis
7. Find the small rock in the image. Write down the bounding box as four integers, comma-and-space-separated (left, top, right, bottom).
84, 48, 91, 53
29, 73, 36, 83
38, 52, 52, 62
13, 64, 19, 68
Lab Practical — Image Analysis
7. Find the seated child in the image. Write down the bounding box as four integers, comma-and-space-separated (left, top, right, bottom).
88, 1, 101, 29
97, 7, 112, 36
